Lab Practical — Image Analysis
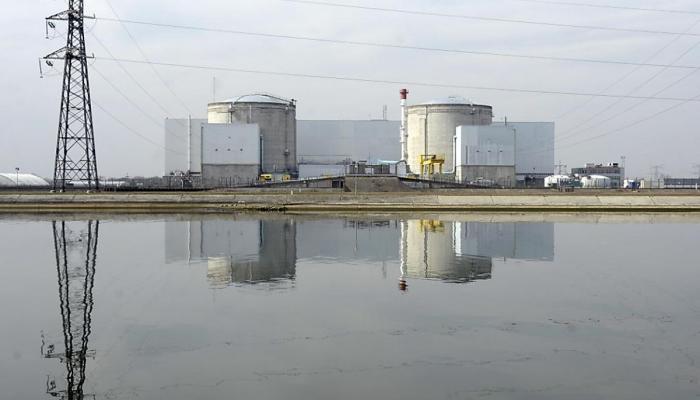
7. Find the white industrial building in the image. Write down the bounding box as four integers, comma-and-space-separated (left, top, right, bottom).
398, 92, 554, 186
455, 122, 555, 186
208, 95, 297, 176
200, 123, 260, 186
165, 117, 401, 180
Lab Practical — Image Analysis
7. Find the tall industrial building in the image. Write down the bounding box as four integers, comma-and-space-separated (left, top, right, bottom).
400, 92, 554, 186
208, 94, 297, 175
405, 96, 493, 175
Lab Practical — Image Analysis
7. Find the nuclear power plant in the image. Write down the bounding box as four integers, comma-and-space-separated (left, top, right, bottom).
164, 90, 555, 188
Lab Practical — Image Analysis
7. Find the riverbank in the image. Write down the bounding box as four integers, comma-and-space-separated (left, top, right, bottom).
1, 191, 700, 213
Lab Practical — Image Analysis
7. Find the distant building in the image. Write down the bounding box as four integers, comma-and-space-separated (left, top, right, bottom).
664, 178, 700, 189
571, 163, 624, 188
0, 173, 49, 188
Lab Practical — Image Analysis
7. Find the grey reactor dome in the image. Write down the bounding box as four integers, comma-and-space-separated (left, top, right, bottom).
406, 96, 493, 174
208, 94, 297, 175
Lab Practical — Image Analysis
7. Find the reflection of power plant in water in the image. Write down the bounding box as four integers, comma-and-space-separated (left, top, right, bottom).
42, 221, 99, 399
400, 220, 492, 287
166, 218, 296, 288
165, 217, 553, 290
179, 219, 296, 288
207, 219, 296, 287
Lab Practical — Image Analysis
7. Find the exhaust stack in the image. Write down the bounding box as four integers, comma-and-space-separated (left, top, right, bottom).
400, 89, 409, 162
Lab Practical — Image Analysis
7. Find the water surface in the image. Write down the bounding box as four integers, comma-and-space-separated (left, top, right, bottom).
1, 214, 699, 399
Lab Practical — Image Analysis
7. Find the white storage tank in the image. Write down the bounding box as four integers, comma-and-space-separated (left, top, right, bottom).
581, 175, 611, 189
406, 96, 492, 176
208, 94, 297, 175
544, 175, 571, 188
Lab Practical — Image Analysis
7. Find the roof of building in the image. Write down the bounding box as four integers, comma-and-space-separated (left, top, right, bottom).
417, 96, 491, 107
0, 173, 50, 187
225, 94, 291, 105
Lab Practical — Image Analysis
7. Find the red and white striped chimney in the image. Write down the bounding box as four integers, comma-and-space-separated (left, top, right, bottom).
400, 89, 409, 162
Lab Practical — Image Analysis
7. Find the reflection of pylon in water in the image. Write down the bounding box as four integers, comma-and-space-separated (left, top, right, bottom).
42, 220, 99, 400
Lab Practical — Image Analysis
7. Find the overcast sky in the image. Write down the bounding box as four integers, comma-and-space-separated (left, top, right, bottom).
3, 0, 700, 178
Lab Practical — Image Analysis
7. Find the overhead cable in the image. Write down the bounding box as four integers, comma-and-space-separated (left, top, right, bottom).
92, 100, 187, 156
90, 34, 180, 119
94, 56, 700, 102
91, 65, 189, 144
102, 0, 193, 115
554, 31, 700, 143
552, 18, 700, 121
514, 0, 700, 15
94, 17, 700, 70
279, 0, 700, 37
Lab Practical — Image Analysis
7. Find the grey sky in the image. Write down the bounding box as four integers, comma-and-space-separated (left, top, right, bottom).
3, 0, 700, 178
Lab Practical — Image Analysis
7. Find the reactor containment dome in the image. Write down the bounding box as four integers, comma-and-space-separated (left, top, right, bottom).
207, 94, 297, 175
406, 96, 493, 176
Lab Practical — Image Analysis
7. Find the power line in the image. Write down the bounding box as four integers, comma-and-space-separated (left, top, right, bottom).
94, 56, 700, 102
514, 0, 700, 16
91, 65, 189, 144
94, 16, 700, 71
552, 18, 700, 121
518, 94, 696, 157
92, 99, 187, 156
279, 0, 700, 38
89, 33, 180, 119
101, 0, 193, 115
554, 33, 700, 144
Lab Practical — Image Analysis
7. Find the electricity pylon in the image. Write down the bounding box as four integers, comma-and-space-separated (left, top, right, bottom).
44, 1, 99, 191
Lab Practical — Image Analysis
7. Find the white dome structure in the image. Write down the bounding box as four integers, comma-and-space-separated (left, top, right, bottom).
0, 173, 49, 187
225, 94, 291, 105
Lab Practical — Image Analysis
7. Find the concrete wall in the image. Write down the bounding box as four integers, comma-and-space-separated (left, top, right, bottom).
201, 123, 260, 165
297, 120, 400, 163
455, 125, 516, 185
201, 164, 260, 186
457, 166, 516, 186
456, 125, 516, 166
492, 122, 555, 179
406, 104, 493, 174
299, 164, 346, 178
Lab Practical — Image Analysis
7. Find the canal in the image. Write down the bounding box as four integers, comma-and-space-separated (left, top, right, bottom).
1, 214, 699, 399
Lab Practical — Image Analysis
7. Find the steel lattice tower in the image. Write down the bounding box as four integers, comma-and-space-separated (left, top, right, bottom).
45, 0, 99, 191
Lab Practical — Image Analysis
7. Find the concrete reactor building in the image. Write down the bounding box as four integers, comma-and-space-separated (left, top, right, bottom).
400, 90, 554, 186
404, 95, 493, 176
208, 94, 298, 176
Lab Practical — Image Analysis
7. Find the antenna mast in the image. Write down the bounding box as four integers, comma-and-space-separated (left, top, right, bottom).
44, 0, 99, 191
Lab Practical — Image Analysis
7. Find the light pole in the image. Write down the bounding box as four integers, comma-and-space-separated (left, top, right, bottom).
14, 167, 19, 188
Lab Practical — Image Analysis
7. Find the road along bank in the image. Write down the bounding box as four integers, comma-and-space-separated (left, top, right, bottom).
1, 193, 700, 213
